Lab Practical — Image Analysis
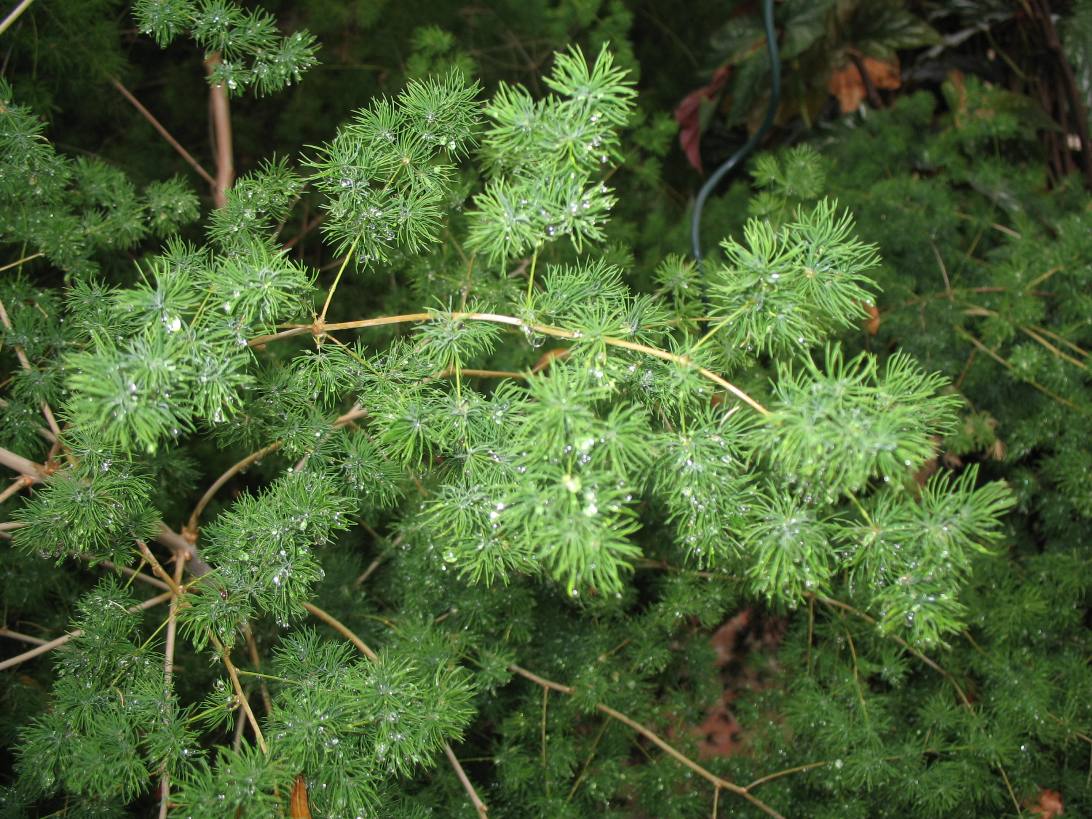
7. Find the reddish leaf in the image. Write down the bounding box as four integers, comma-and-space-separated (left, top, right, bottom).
828, 55, 901, 113
674, 66, 732, 172
864, 303, 881, 336
710, 609, 751, 667
290, 775, 312, 819
1027, 788, 1064, 818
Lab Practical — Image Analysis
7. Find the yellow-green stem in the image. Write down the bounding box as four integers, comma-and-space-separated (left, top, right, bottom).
690, 305, 747, 354
526, 248, 539, 301
318, 236, 360, 324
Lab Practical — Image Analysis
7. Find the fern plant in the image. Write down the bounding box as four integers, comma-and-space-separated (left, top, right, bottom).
0, 6, 1064, 817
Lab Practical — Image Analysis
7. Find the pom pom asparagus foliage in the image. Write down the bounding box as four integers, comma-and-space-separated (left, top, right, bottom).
0, 6, 1038, 816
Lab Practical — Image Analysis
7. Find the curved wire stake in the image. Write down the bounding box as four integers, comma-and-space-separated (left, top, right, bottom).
690, 0, 781, 264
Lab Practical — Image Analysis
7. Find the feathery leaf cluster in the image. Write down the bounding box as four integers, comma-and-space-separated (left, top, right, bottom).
133, 0, 318, 95
0, 80, 199, 276
467, 46, 636, 264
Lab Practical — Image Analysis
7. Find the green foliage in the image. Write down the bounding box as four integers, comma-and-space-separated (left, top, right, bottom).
12, 459, 159, 566
707, 62, 1092, 819
15, 580, 193, 803
707, 200, 879, 353
467, 45, 636, 264
762, 348, 961, 496
172, 745, 288, 817
0, 9, 1088, 819
133, 0, 318, 95
306, 71, 481, 261
182, 471, 352, 647
0, 79, 201, 276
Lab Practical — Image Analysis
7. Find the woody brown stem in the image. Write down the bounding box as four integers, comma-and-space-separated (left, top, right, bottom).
0, 445, 44, 479
0, 592, 173, 673
507, 664, 785, 819
111, 78, 216, 188
158, 556, 186, 819
0, 475, 34, 505
204, 53, 234, 208
156, 523, 211, 577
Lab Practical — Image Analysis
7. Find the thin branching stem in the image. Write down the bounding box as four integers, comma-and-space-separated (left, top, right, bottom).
0, 297, 66, 443
209, 632, 268, 754
746, 761, 830, 791
0, 252, 42, 273
158, 556, 186, 819
135, 541, 270, 756
0, 0, 34, 35
1030, 323, 1089, 358
0, 627, 47, 646
186, 403, 365, 536
110, 79, 215, 188
95, 558, 171, 592
507, 664, 786, 819
566, 718, 608, 802
1019, 324, 1087, 370
525, 247, 539, 301
318, 236, 359, 323
303, 602, 377, 661
954, 327, 1082, 412
243, 625, 273, 715
0, 592, 173, 673
689, 305, 748, 354
135, 540, 184, 596
813, 594, 1020, 810
541, 686, 550, 798
813, 595, 971, 707
187, 441, 283, 534
276, 311, 769, 415
840, 616, 870, 726
444, 743, 489, 818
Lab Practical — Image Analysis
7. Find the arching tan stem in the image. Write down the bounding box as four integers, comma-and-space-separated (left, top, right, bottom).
0, 0, 35, 35
187, 441, 283, 534
258, 311, 769, 415
0, 592, 173, 673
507, 664, 785, 819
